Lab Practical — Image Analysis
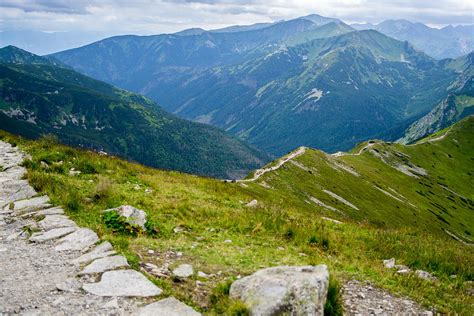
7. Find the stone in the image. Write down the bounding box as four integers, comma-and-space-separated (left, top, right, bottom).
30, 227, 76, 243
0, 179, 36, 207
38, 215, 77, 230
415, 270, 437, 281
82, 270, 162, 297
36, 207, 65, 216
383, 258, 395, 269
79, 255, 129, 275
229, 265, 329, 316
55, 228, 99, 252
56, 278, 82, 293
104, 205, 147, 229
139, 297, 201, 316
197, 271, 209, 278
246, 199, 258, 207
172, 264, 194, 278
72, 241, 116, 264
224, 239, 232, 243
10, 195, 50, 211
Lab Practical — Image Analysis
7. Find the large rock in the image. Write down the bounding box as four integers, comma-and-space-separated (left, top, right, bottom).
79, 255, 129, 275
82, 270, 162, 297
104, 205, 147, 229
139, 297, 201, 316
55, 228, 99, 252
229, 265, 329, 316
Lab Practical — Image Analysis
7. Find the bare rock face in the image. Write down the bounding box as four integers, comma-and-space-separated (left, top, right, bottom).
229, 265, 329, 316
139, 297, 201, 316
104, 205, 147, 229
82, 270, 162, 297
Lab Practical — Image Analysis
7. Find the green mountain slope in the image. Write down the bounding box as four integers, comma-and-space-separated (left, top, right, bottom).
399, 52, 474, 143
51, 17, 465, 156
1, 117, 472, 313
0, 46, 268, 179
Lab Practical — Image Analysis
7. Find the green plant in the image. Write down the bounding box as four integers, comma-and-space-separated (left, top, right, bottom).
228, 300, 250, 316
103, 211, 142, 236
324, 277, 343, 316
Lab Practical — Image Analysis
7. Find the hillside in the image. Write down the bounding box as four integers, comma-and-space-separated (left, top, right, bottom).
1, 117, 472, 313
51, 16, 465, 156
352, 20, 473, 59
0, 46, 268, 179
399, 52, 474, 143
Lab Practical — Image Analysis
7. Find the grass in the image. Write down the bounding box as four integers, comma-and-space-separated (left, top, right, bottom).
0, 117, 473, 314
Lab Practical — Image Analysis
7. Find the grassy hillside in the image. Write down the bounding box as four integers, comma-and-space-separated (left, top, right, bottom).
0, 46, 269, 179
1, 117, 472, 314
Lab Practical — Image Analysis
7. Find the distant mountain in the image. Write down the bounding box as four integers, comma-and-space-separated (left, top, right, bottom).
0, 46, 268, 178
352, 20, 474, 59
52, 14, 467, 156
399, 53, 474, 143
0, 45, 62, 66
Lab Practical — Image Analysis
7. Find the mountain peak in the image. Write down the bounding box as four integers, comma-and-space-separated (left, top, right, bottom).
0, 45, 60, 66
299, 14, 339, 26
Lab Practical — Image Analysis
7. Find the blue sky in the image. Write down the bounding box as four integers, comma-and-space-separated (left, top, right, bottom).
1, 0, 473, 35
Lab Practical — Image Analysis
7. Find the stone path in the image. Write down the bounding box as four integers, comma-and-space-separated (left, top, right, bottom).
342, 280, 433, 315
0, 141, 201, 315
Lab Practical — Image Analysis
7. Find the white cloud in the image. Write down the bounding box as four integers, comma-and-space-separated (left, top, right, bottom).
0, 0, 472, 34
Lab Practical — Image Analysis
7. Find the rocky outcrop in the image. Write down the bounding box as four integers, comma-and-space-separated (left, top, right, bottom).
229, 265, 329, 315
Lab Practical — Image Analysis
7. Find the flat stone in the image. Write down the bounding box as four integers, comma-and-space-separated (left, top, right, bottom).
230, 265, 329, 316
56, 278, 82, 293
73, 241, 116, 264
172, 264, 194, 278
0, 179, 36, 207
79, 255, 129, 275
139, 297, 201, 316
36, 207, 65, 216
103, 205, 147, 229
30, 227, 76, 243
10, 195, 50, 211
55, 228, 99, 252
103, 298, 119, 309
38, 215, 77, 231
82, 270, 162, 297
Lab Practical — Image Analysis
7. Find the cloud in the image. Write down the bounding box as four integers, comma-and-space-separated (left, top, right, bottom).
0, 0, 472, 35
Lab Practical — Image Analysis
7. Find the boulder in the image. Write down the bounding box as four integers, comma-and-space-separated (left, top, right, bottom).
82, 270, 162, 297
139, 297, 201, 316
172, 264, 194, 278
383, 258, 395, 269
104, 205, 147, 229
229, 265, 329, 316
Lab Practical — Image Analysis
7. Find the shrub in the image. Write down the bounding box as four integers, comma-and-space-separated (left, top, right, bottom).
284, 227, 296, 240
94, 177, 114, 201
228, 300, 249, 316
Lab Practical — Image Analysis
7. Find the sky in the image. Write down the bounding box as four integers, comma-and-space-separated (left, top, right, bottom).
1, 0, 473, 36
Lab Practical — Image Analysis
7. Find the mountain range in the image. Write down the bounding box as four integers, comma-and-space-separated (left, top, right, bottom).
51, 14, 473, 156
352, 20, 473, 59
0, 46, 268, 179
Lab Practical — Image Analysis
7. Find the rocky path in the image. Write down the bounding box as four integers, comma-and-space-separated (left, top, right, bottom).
0, 141, 200, 315
342, 280, 432, 315
238, 146, 307, 182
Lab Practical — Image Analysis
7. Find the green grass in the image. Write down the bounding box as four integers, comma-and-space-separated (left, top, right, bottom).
0, 117, 473, 314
